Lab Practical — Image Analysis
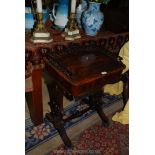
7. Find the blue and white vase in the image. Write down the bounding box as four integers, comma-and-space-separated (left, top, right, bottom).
76, 0, 88, 28
82, 2, 104, 36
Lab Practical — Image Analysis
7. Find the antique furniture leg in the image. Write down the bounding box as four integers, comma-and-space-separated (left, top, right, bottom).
31, 68, 43, 126
89, 91, 109, 127
29, 51, 43, 126
45, 83, 73, 148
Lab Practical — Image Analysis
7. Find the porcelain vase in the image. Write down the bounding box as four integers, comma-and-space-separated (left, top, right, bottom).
82, 2, 104, 36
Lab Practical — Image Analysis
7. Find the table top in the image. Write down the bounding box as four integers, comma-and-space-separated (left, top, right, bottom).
43, 46, 125, 97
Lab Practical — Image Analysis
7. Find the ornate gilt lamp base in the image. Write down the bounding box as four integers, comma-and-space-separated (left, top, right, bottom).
31, 13, 53, 43
62, 13, 81, 41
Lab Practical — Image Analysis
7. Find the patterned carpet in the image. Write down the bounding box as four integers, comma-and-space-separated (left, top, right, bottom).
48, 121, 129, 155
25, 94, 123, 153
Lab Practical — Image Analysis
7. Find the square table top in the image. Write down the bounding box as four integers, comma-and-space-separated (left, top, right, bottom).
43, 46, 125, 97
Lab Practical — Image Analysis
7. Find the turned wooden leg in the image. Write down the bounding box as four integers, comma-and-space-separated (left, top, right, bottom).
31, 68, 43, 126
27, 51, 43, 126
45, 83, 72, 148
89, 91, 109, 127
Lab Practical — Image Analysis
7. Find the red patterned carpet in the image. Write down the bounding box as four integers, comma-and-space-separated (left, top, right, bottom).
49, 121, 129, 155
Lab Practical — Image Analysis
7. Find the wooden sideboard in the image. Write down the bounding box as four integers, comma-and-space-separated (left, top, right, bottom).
25, 21, 129, 126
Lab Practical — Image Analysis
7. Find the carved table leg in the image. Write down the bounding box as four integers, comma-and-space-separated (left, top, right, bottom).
89, 91, 109, 127
45, 83, 73, 148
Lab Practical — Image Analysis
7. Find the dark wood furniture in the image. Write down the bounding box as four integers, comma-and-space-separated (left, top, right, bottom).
42, 44, 125, 148
25, 20, 129, 126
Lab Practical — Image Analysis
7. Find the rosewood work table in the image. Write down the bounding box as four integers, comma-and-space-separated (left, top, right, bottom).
42, 44, 125, 147
25, 23, 129, 126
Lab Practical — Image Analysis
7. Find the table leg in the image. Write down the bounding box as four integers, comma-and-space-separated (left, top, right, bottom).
31, 68, 43, 126
89, 91, 109, 127
45, 83, 73, 148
